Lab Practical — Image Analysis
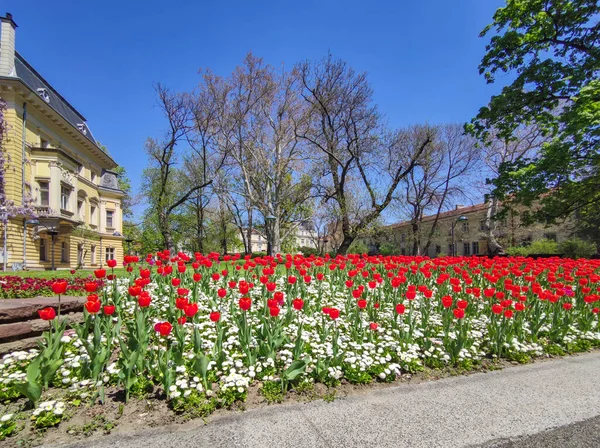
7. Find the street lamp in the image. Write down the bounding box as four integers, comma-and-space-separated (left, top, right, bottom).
451, 216, 468, 257
265, 215, 275, 256
125, 237, 134, 255
26, 219, 59, 270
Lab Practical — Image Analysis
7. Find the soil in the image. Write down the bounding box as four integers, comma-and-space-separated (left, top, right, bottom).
0, 351, 579, 448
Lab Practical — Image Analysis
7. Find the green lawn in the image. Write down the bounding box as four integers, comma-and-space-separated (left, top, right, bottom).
0, 268, 127, 279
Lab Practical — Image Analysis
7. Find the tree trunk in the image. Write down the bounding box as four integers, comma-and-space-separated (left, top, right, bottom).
158, 210, 174, 252
246, 207, 253, 255
485, 198, 504, 255
336, 234, 355, 255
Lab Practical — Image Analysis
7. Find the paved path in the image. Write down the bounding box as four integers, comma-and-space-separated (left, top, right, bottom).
57, 352, 600, 448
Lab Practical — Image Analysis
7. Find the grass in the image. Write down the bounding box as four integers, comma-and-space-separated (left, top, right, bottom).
0, 268, 126, 280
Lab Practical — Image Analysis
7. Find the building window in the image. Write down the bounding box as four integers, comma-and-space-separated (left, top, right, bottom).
105, 247, 115, 262
463, 242, 471, 256
479, 220, 486, 231
39, 181, 50, 207
472, 241, 480, 255
91, 245, 96, 264
462, 221, 469, 232
61, 242, 69, 263
401, 233, 406, 243
60, 185, 71, 210
39, 238, 47, 262
91, 171, 97, 183
40, 138, 49, 148
90, 205, 97, 226
106, 210, 114, 229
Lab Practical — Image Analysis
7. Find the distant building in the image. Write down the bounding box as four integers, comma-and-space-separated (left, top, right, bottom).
380, 202, 573, 257
0, 14, 125, 270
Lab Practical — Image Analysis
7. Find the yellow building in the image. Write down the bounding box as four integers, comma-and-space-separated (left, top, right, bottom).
0, 13, 124, 270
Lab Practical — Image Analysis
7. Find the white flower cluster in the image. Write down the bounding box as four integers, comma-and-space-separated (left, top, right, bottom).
33, 400, 66, 416
220, 372, 250, 394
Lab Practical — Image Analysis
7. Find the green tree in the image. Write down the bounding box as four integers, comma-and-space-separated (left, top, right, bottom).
469, 1, 600, 235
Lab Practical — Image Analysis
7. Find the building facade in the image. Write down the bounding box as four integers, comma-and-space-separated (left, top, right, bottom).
0, 14, 124, 270
380, 202, 573, 257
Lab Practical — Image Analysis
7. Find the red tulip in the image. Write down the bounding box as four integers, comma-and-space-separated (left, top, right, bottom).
138, 293, 151, 307
442, 296, 453, 308
395, 303, 406, 314
94, 269, 106, 279
209, 311, 221, 322
329, 308, 340, 319
171, 278, 181, 287
178, 316, 187, 325
453, 308, 465, 319
357, 299, 367, 309
38, 307, 56, 321
154, 321, 172, 337
292, 298, 304, 311
492, 304, 503, 314
51, 281, 68, 295
87, 294, 99, 302
107, 259, 117, 268
369, 322, 378, 331
103, 305, 116, 315
217, 288, 227, 298
457, 300, 468, 310
85, 300, 101, 314
128, 286, 142, 297
193, 273, 202, 282
184, 303, 198, 317
84, 282, 98, 293
269, 306, 280, 317
239, 297, 252, 311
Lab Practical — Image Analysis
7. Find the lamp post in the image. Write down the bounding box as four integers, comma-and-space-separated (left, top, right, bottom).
125, 237, 133, 255
25, 219, 59, 270
451, 215, 468, 257
265, 214, 275, 257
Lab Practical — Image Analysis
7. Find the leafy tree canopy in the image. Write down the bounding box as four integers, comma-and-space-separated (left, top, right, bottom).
469, 0, 600, 230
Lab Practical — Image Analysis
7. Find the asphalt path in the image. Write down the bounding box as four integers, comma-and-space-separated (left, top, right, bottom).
54, 351, 600, 448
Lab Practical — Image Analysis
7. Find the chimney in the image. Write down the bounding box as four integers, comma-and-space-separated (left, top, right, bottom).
0, 13, 17, 77
455, 204, 465, 210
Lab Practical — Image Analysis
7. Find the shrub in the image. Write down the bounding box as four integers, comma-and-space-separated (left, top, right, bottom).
348, 239, 368, 254
506, 239, 558, 257
378, 243, 398, 256
558, 238, 597, 259
298, 246, 319, 257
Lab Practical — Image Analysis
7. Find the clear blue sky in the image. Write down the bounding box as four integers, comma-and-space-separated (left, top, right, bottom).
4, 0, 504, 215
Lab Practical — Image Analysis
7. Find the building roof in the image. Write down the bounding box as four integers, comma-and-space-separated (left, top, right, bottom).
388, 202, 489, 229
14, 52, 98, 147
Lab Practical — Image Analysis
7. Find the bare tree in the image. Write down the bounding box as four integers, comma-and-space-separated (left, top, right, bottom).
297, 54, 432, 254
206, 54, 312, 255
144, 84, 227, 251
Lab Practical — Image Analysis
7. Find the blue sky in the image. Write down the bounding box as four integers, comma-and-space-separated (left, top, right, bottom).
4, 0, 505, 215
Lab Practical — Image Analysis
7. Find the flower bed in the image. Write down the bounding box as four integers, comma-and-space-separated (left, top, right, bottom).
0, 276, 104, 299
1, 252, 600, 441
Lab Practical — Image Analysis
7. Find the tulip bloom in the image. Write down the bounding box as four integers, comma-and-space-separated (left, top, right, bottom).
154, 321, 172, 337
269, 306, 280, 317
293, 298, 304, 311
94, 269, 106, 279
107, 259, 117, 268
38, 307, 56, 321
138, 293, 151, 308
239, 297, 252, 311
103, 305, 116, 315
395, 303, 406, 314
51, 281, 68, 295
184, 303, 198, 317
369, 322, 378, 331
84, 282, 98, 293
453, 308, 465, 319
357, 299, 367, 310
85, 300, 101, 314
209, 311, 221, 322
